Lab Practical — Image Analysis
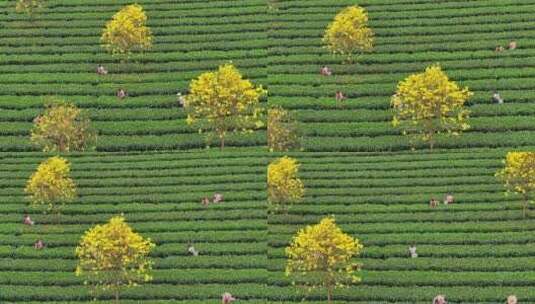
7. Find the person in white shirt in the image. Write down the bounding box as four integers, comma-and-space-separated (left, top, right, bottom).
213, 193, 223, 203
408, 244, 418, 258
177, 92, 186, 107
187, 243, 199, 256
492, 91, 504, 104
507, 295, 518, 304
433, 295, 447, 304
444, 194, 454, 205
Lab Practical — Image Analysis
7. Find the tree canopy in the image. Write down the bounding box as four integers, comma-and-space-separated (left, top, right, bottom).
322, 5, 374, 63
286, 217, 363, 303
25, 156, 76, 213
75, 216, 155, 303
30, 101, 96, 152
185, 63, 266, 149
496, 151, 535, 217
101, 4, 152, 57
391, 64, 473, 150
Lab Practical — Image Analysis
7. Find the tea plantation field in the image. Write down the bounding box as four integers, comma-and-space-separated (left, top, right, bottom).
0, 150, 269, 302
268, 0, 535, 151
268, 148, 535, 303
0, 0, 534, 303
3, 148, 534, 303
0, 0, 268, 151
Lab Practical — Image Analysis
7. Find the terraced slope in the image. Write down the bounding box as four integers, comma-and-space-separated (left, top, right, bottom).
3, 148, 533, 303
0, 0, 268, 152
0, 150, 268, 302
1, 0, 535, 303
268, 148, 535, 303
268, 0, 535, 151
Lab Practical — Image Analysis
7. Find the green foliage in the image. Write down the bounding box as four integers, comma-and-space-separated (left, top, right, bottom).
30, 100, 97, 152
15, 0, 44, 18
267, 156, 305, 212
267, 106, 301, 152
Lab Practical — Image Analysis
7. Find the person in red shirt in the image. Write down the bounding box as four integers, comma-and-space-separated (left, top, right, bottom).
34, 239, 45, 250
320, 66, 332, 76
96, 64, 108, 75
116, 88, 127, 100
222, 292, 236, 304
23, 214, 34, 226
335, 91, 346, 102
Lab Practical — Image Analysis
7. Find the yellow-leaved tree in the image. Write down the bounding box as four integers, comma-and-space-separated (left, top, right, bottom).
267, 156, 304, 212
322, 5, 374, 63
101, 4, 152, 59
286, 217, 363, 304
31, 101, 97, 152
496, 151, 535, 218
75, 216, 155, 303
25, 156, 76, 215
267, 106, 301, 152
15, 0, 44, 18
391, 64, 473, 150
185, 63, 266, 149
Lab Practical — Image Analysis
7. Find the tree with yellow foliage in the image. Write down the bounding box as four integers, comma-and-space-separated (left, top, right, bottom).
496, 151, 535, 218
391, 64, 473, 150
267, 156, 304, 212
30, 101, 97, 152
15, 0, 44, 19
75, 216, 155, 303
267, 106, 301, 152
286, 217, 363, 304
322, 5, 374, 63
101, 4, 152, 59
25, 156, 76, 215
185, 64, 266, 149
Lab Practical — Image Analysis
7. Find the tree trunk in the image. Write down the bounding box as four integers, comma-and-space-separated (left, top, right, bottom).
345, 54, 353, 65
220, 135, 225, 150
327, 285, 333, 304
523, 194, 528, 218
115, 287, 120, 304
428, 132, 435, 151
55, 210, 61, 225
